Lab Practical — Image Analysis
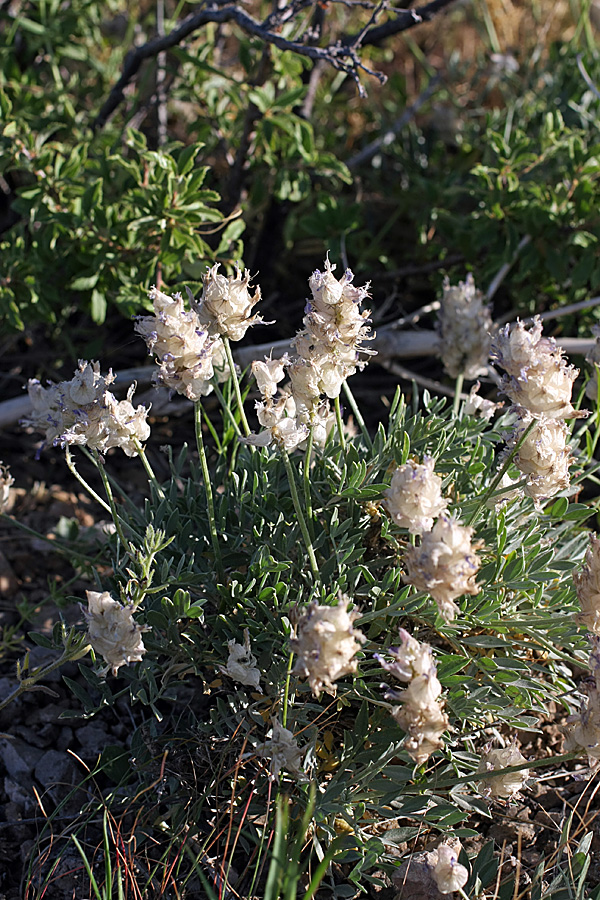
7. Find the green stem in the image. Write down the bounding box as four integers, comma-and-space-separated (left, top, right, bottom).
343, 380, 372, 450
281, 651, 295, 729
303, 428, 314, 539
133, 440, 166, 501
194, 401, 225, 583
334, 395, 346, 456
94, 454, 129, 549
282, 450, 319, 581
223, 337, 251, 437
64, 446, 111, 514
0, 636, 90, 715
211, 380, 242, 438
452, 373, 464, 419
466, 417, 537, 527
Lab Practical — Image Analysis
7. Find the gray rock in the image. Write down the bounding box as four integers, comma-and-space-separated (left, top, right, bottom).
0, 738, 44, 781
76, 724, 109, 758
34, 749, 74, 792
4, 779, 35, 813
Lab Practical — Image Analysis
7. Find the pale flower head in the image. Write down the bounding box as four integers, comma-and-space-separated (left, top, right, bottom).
24, 360, 114, 449
478, 740, 529, 798
0, 462, 14, 513
291, 598, 365, 697
507, 411, 572, 505
391, 689, 449, 765
404, 515, 482, 622
24, 362, 150, 457
379, 629, 448, 765
218, 628, 262, 692
252, 355, 290, 400
437, 274, 493, 380
258, 718, 306, 781
562, 638, 600, 767
491, 317, 584, 419
199, 264, 263, 341
295, 257, 374, 391
97, 386, 151, 457
375, 628, 436, 682
136, 286, 224, 400
84, 590, 150, 676
575, 534, 600, 635
431, 843, 469, 894
383, 457, 448, 535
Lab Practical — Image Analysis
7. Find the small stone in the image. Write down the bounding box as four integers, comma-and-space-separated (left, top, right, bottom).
34, 749, 74, 792
76, 724, 109, 757
0, 738, 44, 781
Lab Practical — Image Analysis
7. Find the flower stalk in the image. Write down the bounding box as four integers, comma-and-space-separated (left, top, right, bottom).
282, 450, 319, 581
194, 401, 225, 583
223, 336, 251, 437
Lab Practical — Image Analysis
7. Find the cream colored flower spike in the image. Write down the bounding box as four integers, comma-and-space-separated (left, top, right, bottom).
404, 515, 482, 622
291, 598, 365, 697
84, 590, 150, 676
383, 457, 448, 535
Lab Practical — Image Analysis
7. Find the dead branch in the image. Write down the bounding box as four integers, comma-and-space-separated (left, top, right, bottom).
93, 0, 460, 129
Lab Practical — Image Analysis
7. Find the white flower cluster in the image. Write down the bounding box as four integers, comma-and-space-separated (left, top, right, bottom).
491, 317, 586, 505
258, 718, 307, 781
563, 638, 600, 767
199, 264, 263, 341
0, 462, 14, 513
218, 628, 262, 692
383, 457, 448, 535
575, 535, 600, 635
376, 628, 449, 765
478, 740, 529, 799
437, 274, 493, 380
291, 599, 365, 697
404, 515, 482, 623
136, 287, 228, 401
505, 412, 571, 504
246, 258, 373, 451
24, 361, 150, 456
493, 318, 581, 419
84, 590, 150, 676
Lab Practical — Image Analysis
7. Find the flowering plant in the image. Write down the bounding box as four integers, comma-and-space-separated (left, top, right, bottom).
7, 259, 600, 900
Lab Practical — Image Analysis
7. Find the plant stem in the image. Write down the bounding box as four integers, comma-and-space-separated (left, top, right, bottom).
133, 440, 166, 501
334, 395, 346, 456
343, 380, 372, 450
194, 401, 225, 583
93, 453, 130, 548
452, 373, 464, 418
64, 447, 111, 514
466, 417, 537, 527
0, 636, 91, 715
0, 513, 97, 563
283, 450, 319, 581
303, 428, 314, 539
281, 651, 295, 729
223, 336, 251, 437
211, 379, 242, 437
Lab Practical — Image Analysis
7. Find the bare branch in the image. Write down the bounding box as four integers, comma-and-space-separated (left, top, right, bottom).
94, 0, 459, 129
345, 0, 459, 48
